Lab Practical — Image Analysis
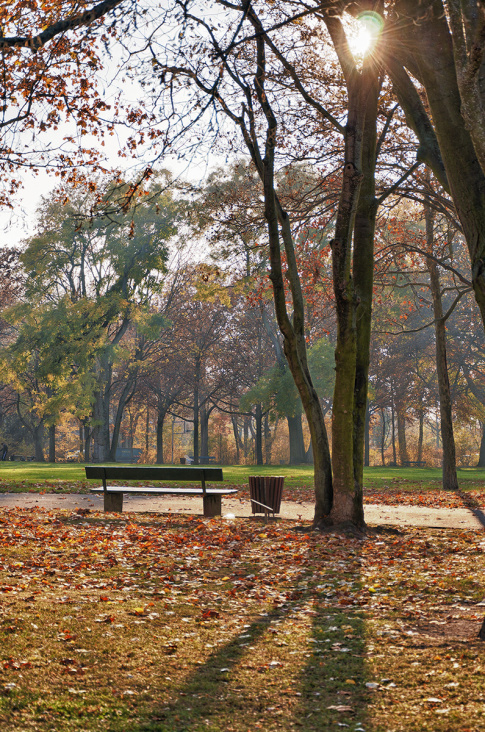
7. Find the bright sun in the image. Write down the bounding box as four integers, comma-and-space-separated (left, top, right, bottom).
347, 11, 384, 60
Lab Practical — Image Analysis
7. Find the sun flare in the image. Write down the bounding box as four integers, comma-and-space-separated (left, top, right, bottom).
347, 11, 384, 60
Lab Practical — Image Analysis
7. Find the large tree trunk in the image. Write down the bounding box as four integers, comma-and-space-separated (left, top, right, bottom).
328, 40, 377, 527
351, 61, 380, 516
425, 201, 459, 490
391, 1, 485, 327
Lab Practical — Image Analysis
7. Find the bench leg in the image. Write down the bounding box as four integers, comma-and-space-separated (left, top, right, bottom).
104, 492, 123, 512
203, 494, 221, 517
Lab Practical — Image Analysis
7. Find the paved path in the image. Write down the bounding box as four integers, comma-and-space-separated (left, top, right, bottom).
0, 492, 483, 529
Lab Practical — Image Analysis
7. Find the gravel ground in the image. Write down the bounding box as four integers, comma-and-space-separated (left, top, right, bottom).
0, 492, 483, 529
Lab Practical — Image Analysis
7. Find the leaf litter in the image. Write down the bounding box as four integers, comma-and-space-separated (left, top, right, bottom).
0, 507, 482, 730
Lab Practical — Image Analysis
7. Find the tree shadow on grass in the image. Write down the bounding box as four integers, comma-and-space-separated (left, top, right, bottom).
113, 530, 369, 732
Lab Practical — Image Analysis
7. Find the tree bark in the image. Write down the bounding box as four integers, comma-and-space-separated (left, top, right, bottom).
255, 403, 263, 465
48, 424, 55, 463
328, 47, 371, 526
397, 406, 409, 465
156, 410, 166, 464
231, 415, 241, 465
108, 374, 137, 461
391, 1, 485, 326
417, 405, 425, 463
478, 423, 485, 468
391, 397, 397, 465
91, 354, 111, 462
200, 403, 213, 459
425, 201, 459, 490
380, 409, 387, 466
33, 422, 45, 462
287, 413, 306, 464
237, 16, 333, 521
364, 402, 370, 468
193, 357, 200, 465
351, 60, 380, 519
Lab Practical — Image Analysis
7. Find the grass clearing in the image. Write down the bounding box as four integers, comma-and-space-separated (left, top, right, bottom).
1, 462, 485, 496
0, 508, 483, 730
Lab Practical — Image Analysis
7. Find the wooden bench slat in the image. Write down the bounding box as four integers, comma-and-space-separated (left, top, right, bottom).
90, 487, 237, 495
85, 466, 223, 482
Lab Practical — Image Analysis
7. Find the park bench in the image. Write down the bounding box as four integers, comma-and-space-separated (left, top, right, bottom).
85, 465, 237, 517
402, 460, 427, 468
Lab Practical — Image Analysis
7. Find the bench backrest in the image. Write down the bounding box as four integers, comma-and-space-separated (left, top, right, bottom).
85, 465, 224, 482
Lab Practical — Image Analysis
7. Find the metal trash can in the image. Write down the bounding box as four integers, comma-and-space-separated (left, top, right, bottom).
249, 476, 284, 517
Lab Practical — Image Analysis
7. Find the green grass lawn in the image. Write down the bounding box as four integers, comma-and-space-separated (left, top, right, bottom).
0, 462, 485, 493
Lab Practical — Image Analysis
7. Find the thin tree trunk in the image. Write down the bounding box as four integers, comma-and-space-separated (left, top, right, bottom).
244, 21, 332, 521
194, 359, 200, 465
84, 425, 91, 463
33, 423, 45, 462
231, 415, 241, 465
109, 375, 137, 461
425, 201, 458, 490
380, 409, 386, 466
48, 424, 55, 463
364, 402, 370, 468
264, 413, 273, 465
397, 406, 409, 465
391, 398, 397, 466
417, 406, 425, 463
478, 423, 485, 468
255, 403, 263, 465
156, 411, 165, 465
200, 404, 211, 458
